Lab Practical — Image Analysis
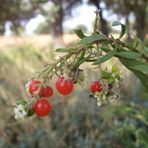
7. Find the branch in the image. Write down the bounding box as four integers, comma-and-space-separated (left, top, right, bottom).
33, 36, 148, 81
108, 38, 148, 62
34, 47, 86, 79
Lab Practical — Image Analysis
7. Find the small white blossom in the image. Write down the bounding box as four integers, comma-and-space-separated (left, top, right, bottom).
25, 81, 31, 97
102, 94, 107, 100
97, 101, 102, 106
14, 104, 27, 120
112, 73, 116, 78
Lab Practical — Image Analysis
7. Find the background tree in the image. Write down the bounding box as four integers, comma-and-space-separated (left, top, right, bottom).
37, 0, 109, 37
34, 20, 51, 34
0, 0, 147, 41
0, 0, 82, 36
0, 0, 41, 34
37, 0, 83, 47
50, 0, 84, 37
104, 0, 148, 40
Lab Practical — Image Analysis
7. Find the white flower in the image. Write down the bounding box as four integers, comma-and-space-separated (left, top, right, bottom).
25, 81, 31, 97
112, 73, 116, 78
14, 104, 27, 120
97, 101, 102, 106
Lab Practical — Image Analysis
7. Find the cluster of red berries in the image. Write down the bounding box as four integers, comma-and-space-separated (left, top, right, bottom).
90, 80, 102, 93
28, 76, 74, 117
27, 77, 102, 117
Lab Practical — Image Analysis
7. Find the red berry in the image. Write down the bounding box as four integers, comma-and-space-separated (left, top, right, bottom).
28, 80, 44, 97
43, 86, 53, 97
33, 98, 51, 117
56, 76, 73, 95
90, 80, 102, 93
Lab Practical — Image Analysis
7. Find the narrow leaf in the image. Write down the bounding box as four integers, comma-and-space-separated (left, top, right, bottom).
100, 44, 148, 89
119, 58, 148, 90
74, 29, 86, 39
130, 64, 148, 73
16, 100, 27, 105
55, 48, 77, 53
112, 21, 126, 39
112, 21, 121, 26
100, 47, 110, 52
115, 51, 142, 59
93, 48, 117, 65
78, 34, 107, 46
112, 65, 118, 73
101, 70, 112, 79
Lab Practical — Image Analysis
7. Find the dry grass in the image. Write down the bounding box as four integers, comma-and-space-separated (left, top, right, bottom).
0, 34, 78, 50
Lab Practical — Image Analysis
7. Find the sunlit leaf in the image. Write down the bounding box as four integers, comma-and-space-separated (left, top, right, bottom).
108, 77, 115, 84
112, 65, 118, 73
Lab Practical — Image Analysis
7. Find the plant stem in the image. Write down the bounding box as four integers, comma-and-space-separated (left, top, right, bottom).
108, 38, 148, 62
93, 10, 102, 75
33, 34, 148, 84
93, 10, 99, 34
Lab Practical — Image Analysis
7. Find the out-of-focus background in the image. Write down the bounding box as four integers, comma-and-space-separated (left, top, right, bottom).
0, 0, 148, 148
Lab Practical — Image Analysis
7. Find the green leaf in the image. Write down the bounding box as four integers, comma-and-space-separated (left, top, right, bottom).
119, 58, 148, 90
16, 100, 27, 106
112, 21, 126, 39
93, 48, 117, 65
100, 44, 148, 90
101, 70, 112, 79
27, 108, 34, 117
112, 65, 118, 73
100, 47, 111, 52
78, 34, 107, 46
79, 50, 85, 60
130, 64, 148, 73
115, 51, 142, 59
74, 29, 86, 39
133, 40, 139, 48
108, 77, 115, 84
130, 70, 148, 90
55, 48, 77, 53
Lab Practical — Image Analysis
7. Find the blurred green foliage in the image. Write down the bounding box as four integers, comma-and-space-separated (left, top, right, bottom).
0, 42, 148, 148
